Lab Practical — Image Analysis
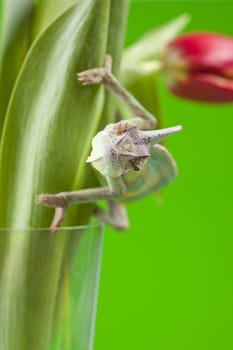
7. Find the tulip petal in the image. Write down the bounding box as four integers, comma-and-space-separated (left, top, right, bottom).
167, 32, 233, 76
170, 72, 233, 103
163, 32, 233, 103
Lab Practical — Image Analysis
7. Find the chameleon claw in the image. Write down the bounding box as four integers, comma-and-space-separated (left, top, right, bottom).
36, 194, 67, 234
36, 193, 53, 206
77, 55, 112, 86
50, 207, 66, 234
77, 69, 105, 85
36, 193, 67, 208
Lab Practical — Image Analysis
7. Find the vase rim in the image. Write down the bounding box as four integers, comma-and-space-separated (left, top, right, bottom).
0, 223, 104, 233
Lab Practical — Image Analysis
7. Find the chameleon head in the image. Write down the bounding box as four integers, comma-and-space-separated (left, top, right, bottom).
86, 121, 150, 178
87, 121, 182, 178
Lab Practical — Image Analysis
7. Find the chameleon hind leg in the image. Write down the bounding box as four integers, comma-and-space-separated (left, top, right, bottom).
94, 200, 128, 231
77, 55, 156, 130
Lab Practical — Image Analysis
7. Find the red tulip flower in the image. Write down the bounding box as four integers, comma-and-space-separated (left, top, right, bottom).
162, 32, 233, 103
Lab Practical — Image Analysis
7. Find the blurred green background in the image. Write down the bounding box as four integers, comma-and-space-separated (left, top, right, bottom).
94, 1, 233, 350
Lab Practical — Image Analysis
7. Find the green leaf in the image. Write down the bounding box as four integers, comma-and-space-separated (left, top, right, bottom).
0, 0, 34, 137
123, 13, 190, 64
0, 1, 111, 349
0, 0, 33, 59
121, 13, 190, 86
0, 1, 2, 43
32, 0, 79, 38
0, 0, 109, 229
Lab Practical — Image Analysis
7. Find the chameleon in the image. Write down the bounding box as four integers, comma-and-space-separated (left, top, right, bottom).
37, 55, 182, 233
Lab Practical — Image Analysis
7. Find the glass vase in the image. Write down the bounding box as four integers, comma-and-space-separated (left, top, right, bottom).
0, 224, 103, 350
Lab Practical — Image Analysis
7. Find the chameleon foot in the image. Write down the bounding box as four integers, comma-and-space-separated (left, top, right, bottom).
77, 55, 112, 85
36, 194, 67, 234
36, 193, 68, 208
50, 207, 66, 234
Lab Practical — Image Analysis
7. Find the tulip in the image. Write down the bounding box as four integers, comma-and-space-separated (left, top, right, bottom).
161, 32, 233, 103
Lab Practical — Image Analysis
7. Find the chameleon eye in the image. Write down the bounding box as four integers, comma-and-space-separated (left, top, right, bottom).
130, 156, 148, 171
123, 155, 148, 173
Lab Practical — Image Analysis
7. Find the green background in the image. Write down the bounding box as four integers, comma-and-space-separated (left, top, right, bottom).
94, 1, 233, 350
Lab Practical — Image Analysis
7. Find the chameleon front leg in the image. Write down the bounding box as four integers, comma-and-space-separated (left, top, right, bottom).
77, 55, 156, 130
37, 186, 116, 233
37, 182, 128, 233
